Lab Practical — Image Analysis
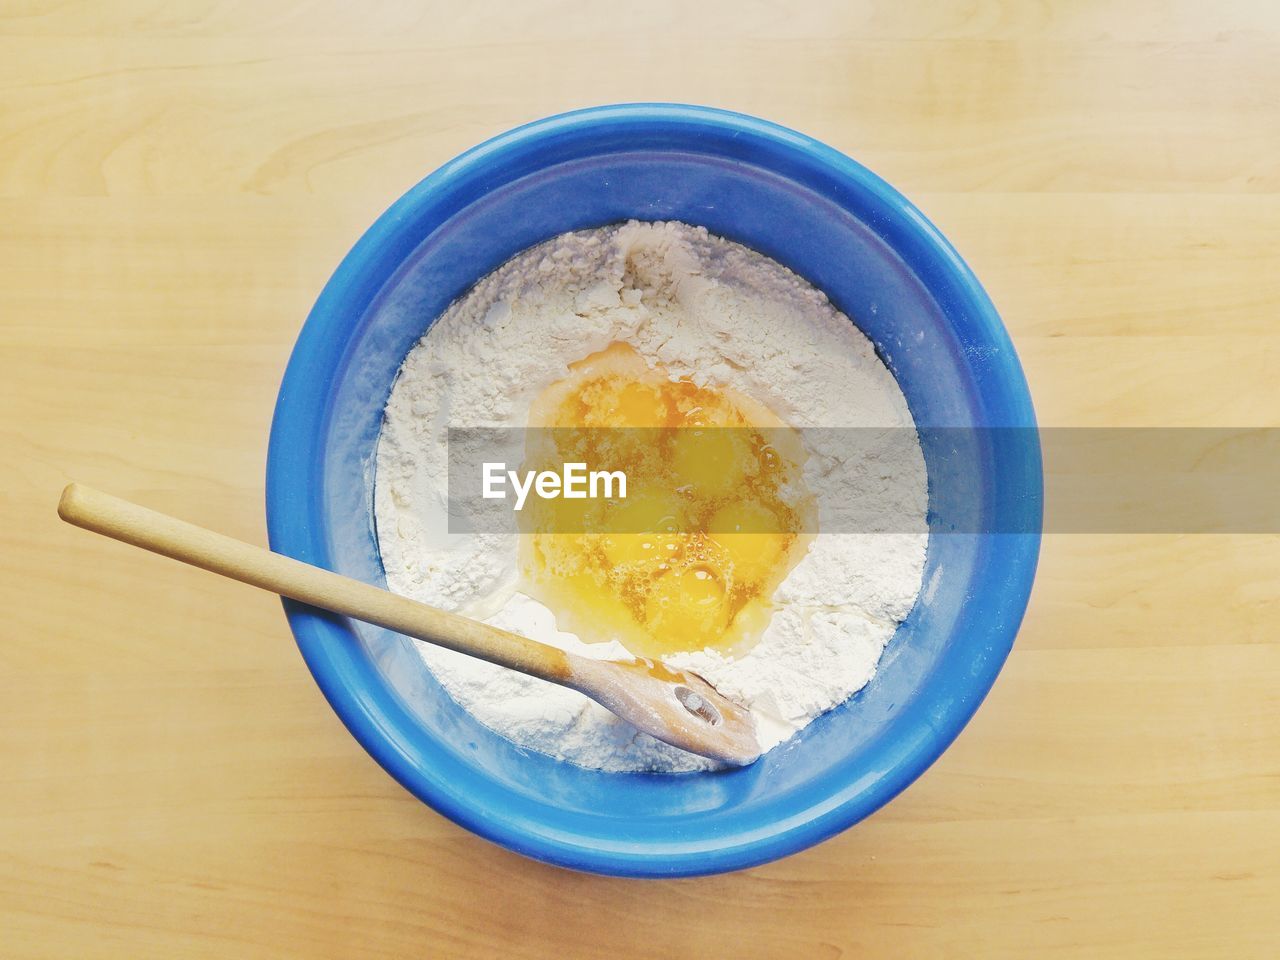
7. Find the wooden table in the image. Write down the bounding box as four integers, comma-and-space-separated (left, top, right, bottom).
4, 2, 1277, 956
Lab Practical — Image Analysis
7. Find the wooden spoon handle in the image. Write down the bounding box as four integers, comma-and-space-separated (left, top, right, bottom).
57, 483, 572, 685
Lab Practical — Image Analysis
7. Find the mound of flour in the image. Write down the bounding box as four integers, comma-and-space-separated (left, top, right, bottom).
374, 221, 927, 772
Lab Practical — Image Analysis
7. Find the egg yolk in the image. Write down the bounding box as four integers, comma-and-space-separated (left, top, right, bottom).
517, 342, 812, 658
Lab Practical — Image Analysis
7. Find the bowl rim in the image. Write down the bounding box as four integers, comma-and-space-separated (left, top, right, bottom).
266, 102, 1042, 877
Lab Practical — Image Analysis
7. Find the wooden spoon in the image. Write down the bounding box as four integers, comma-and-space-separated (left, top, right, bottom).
57, 483, 761, 766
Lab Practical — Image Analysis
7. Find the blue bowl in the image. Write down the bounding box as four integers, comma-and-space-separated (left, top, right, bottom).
266, 104, 1041, 877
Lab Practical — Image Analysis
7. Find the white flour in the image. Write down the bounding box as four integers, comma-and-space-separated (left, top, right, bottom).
374, 221, 927, 772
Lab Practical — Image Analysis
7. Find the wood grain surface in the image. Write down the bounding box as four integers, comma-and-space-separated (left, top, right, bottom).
2, 2, 1277, 957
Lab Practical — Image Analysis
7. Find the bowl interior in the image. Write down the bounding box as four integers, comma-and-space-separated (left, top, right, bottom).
267, 106, 1040, 877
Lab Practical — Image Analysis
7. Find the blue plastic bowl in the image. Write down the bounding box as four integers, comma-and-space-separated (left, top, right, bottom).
266, 104, 1041, 877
